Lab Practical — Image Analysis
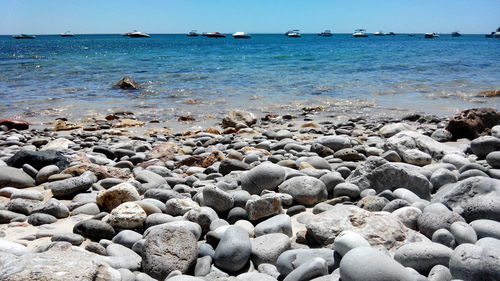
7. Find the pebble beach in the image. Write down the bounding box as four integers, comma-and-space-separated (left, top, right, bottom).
0, 104, 499, 281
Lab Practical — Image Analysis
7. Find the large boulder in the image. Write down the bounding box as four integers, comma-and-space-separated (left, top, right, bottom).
347, 157, 431, 200
386, 130, 463, 160
305, 205, 428, 254
142, 226, 198, 280
0, 242, 121, 281
0, 167, 35, 188
432, 176, 500, 222
6, 150, 70, 170
446, 107, 500, 140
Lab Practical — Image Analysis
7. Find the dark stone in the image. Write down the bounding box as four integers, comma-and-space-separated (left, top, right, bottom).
218, 159, 251, 175
6, 150, 70, 170
446, 108, 500, 140
73, 219, 116, 241
0, 120, 29, 130
310, 143, 334, 157
114, 76, 140, 90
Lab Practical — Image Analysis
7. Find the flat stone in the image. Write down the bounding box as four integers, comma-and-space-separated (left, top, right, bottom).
0, 167, 35, 188
394, 242, 453, 274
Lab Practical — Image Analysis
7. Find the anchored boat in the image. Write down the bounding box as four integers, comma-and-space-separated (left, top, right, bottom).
353, 29, 368, 37
12, 34, 36, 39
232, 32, 251, 39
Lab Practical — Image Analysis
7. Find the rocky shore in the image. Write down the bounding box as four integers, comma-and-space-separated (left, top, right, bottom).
0, 107, 499, 281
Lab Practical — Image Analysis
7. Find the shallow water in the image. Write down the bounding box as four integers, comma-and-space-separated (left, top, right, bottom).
0, 34, 498, 122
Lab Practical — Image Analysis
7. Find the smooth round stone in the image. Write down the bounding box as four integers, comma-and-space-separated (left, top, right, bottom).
442, 154, 470, 169
432, 229, 456, 248
278, 176, 328, 207
486, 151, 500, 168
417, 210, 465, 238
297, 156, 332, 171
319, 173, 345, 197
198, 242, 215, 258
276, 249, 337, 277
234, 220, 254, 237
210, 218, 229, 231
430, 168, 458, 190
428, 264, 452, 281
118, 268, 135, 281
458, 169, 489, 181
382, 199, 410, 212
394, 242, 453, 274
286, 205, 306, 216
238, 272, 277, 281
470, 136, 500, 159
254, 214, 292, 237
333, 231, 370, 256
73, 219, 116, 241
336, 167, 351, 179
70, 203, 100, 216
333, 183, 360, 199
356, 196, 389, 212
401, 149, 432, 166
10, 189, 44, 201
391, 206, 422, 230
27, 213, 57, 226
450, 221, 477, 245
50, 233, 84, 246
339, 247, 414, 281
214, 226, 251, 272
112, 230, 143, 248
251, 233, 291, 266
449, 243, 500, 281
283, 257, 328, 281
431, 129, 453, 142
226, 207, 247, 224
202, 186, 234, 213
469, 219, 500, 239
35, 165, 60, 184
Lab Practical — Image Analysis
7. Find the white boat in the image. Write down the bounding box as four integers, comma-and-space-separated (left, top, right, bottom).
232, 32, 251, 39
122, 30, 150, 37
60, 31, 74, 37
424, 32, 439, 38
373, 31, 384, 36
494, 27, 500, 38
285, 30, 301, 37
353, 29, 368, 37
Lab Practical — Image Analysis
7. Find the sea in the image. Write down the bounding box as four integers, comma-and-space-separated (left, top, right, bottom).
0, 34, 499, 124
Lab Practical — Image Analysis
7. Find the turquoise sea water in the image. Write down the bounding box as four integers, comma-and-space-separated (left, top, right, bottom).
0, 34, 498, 121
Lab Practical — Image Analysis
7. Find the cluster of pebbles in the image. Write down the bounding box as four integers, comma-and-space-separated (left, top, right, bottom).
0, 108, 499, 281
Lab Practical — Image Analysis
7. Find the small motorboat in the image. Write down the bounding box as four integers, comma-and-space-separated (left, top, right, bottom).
12, 34, 36, 39
373, 31, 385, 36
187, 30, 199, 36
493, 27, 500, 38
202, 32, 226, 38
451, 31, 461, 37
122, 30, 150, 37
60, 31, 74, 37
408, 33, 416, 37
386, 32, 396, 35
424, 33, 439, 38
232, 32, 251, 38
285, 30, 301, 37
353, 29, 368, 37
318, 30, 333, 36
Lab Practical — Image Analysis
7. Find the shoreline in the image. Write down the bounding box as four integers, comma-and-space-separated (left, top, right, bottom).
0, 107, 499, 280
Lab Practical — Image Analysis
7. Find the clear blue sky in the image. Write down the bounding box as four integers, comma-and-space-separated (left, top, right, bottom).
1, 0, 499, 35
